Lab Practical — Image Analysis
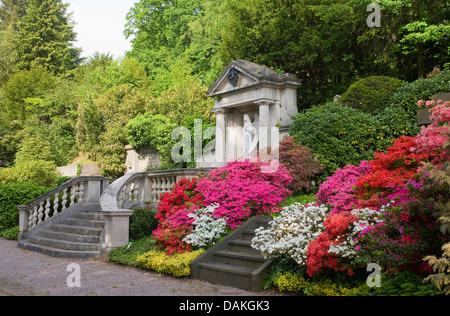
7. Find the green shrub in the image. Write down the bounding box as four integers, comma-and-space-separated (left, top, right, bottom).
97, 143, 127, 178
290, 102, 385, 179
0, 183, 49, 235
136, 249, 205, 278
0, 226, 19, 240
340, 76, 405, 113
126, 113, 177, 166
0, 160, 58, 187
376, 105, 421, 144
129, 208, 159, 241
391, 70, 450, 116
356, 271, 443, 296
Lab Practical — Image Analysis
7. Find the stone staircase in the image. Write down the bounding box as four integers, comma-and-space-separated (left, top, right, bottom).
190, 216, 273, 292
18, 210, 105, 260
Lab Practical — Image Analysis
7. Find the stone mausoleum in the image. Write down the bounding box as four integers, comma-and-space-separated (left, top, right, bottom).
202, 59, 302, 168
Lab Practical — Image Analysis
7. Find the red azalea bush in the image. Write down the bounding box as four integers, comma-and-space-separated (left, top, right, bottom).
195, 160, 292, 229
306, 212, 358, 277
152, 178, 204, 255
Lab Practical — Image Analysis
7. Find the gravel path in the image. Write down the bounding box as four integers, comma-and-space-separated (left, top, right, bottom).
0, 238, 277, 296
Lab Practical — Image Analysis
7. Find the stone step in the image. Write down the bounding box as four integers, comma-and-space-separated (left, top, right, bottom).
190, 216, 274, 292
63, 218, 105, 229
212, 250, 265, 269
196, 262, 256, 291
51, 224, 103, 237
17, 240, 101, 259
73, 212, 105, 221
39, 229, 101, 244
28, 236, 100, 252
242, 229, 256, 241
228, 239, 261, 255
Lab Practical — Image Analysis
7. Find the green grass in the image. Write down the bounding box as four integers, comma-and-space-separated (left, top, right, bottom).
109, 236, 158, 267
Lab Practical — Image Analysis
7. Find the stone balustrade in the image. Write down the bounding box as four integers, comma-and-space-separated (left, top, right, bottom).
17, 176, 112, 240
99, 168, 214, 251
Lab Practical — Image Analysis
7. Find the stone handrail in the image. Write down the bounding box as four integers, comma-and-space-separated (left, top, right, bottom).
100, 168, 215, 211
18, 176, 112, 238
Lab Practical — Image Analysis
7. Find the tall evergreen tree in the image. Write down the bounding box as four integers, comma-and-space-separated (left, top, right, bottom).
14, 0, 82, 75
0, 0, 27, 30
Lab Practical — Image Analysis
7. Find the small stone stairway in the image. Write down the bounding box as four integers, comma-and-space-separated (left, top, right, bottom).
17, 211, 105, 260
190, 216, 273, 292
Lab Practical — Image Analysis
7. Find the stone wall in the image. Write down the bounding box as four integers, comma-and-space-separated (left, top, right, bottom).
125, 145, 161, 173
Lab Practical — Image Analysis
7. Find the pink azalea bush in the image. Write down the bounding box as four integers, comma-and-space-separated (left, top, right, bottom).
195, 160, 292, 229
315, 161, 372, 214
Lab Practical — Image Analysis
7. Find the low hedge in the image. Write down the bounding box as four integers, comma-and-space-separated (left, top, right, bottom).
0, 182, 49, 238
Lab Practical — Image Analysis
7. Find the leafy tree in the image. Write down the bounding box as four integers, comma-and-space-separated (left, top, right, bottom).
1, 66, 58, 121
14, 136, 53, 164
124, 0, 205, 79
354, 0, 450, 79
14, 0, 82, 74
0, 25, 15, 85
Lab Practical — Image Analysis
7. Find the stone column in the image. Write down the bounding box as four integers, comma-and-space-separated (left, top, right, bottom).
212, 108, 227, 167
257, 101, 272, 151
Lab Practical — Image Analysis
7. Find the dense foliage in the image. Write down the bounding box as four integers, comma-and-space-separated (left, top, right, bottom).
339, 76, 405, 113
0, 182, 48, 238
290, 102, 384, 178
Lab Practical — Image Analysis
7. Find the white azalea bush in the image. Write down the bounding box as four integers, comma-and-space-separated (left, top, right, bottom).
251, 202, 386, 267
251, 203, 328, 265
183, 203, 228, 249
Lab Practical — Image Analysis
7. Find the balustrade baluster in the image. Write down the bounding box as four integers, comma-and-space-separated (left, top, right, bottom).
53, 192, 60, 216
133, 181, 140, 203
69, 184, 78, 207
44, 197, 51, 221
78, 182, 85, 202
29, 206, 37, 229
162, 177, 168, 194
37, 201, 45, 225
61, 188, 68, 212
156, 178, 162, 201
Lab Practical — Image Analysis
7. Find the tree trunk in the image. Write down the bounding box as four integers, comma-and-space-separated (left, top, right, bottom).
417, 42, 426, 78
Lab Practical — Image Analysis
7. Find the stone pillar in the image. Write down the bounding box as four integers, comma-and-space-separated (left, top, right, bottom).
257, 101, 271, 151
102, 210, 134, 251
17, 205, 29, 240
84, 178, 102, 203
212, 108, 226, 166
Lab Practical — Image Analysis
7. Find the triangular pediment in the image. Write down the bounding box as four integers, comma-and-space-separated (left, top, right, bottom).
207, 59, 280, 97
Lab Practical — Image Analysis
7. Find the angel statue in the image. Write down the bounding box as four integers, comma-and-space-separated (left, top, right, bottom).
242, 114, 259, 159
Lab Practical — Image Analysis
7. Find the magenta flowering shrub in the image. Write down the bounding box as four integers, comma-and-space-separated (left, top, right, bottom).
315, 161, 372, 214
195, 160, 293, 229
